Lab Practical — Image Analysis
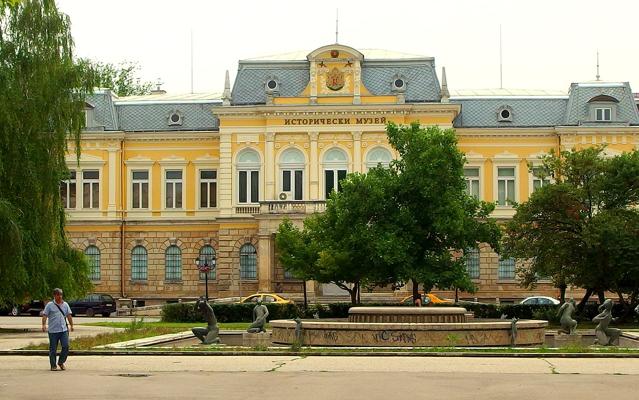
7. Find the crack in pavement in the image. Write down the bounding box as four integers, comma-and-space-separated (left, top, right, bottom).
541, 358, 559, 374
267, 356, 303, 372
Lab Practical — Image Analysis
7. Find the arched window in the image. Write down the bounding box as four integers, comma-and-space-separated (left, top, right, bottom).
279, 148, 305, 200
165, 245, 182, 281
365, 147, 393, 170
237, 149, 261, 204
323, 148, 348, 199
131, 246, 148, 281
465, 248, 480, 279
240, 243, 257, 280
498, 257, 516, 280
85, 245, 101, 281
198, 245, 216, 280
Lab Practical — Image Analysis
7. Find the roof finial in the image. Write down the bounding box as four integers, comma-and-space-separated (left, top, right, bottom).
335, 9, 339, 43
441, 67, 450, 103
596, 50, 601, 81
222, 70, 232, 106
499, 24, 503, 89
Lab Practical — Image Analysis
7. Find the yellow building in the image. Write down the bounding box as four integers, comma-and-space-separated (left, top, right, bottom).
64, 44, 639, 305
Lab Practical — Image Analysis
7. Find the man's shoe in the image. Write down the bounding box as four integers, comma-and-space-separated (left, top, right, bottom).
58, 364, 65, 371
50, 367, 57, 371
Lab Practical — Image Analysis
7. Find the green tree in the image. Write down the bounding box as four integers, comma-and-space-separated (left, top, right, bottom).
82, 59, 153, 97
386, 122, 501, 299
504, 147, 639, 314
0, 0, 93, 307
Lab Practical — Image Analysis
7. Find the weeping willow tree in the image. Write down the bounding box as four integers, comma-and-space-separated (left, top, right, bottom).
0, 0, 94, 306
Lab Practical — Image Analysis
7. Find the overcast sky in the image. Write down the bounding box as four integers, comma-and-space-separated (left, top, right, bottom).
56, 0, 639, 95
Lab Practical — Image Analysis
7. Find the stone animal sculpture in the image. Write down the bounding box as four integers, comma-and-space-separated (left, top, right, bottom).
592, 299, 621, 346
510, 317, 519, 346
192, 297, 220, 344
246, 299, 269, 333
556, 298, 578, 335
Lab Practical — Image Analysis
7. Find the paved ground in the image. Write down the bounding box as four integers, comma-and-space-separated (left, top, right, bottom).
1, 355, 639, 399
2, 316, 639, 399
0, 316, 158, 350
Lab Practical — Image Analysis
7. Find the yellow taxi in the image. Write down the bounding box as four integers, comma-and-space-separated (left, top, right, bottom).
400, 293, 454, 305
239, 293, 293, 305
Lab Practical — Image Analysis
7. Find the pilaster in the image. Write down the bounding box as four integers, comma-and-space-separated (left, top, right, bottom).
309, 131, 319, 200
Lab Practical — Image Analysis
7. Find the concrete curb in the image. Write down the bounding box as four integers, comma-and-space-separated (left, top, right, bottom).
2, 349, 639, 358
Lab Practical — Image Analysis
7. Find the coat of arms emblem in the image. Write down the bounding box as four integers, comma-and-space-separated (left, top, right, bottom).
326, 67, 345, 91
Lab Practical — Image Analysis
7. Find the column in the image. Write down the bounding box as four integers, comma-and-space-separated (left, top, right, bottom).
107, 148, 118, 217
265, 131, 276, 200
218, 129, 233, 216
257, 233, 272, 292
352, 131, 362, 173
309, 131, 319, 200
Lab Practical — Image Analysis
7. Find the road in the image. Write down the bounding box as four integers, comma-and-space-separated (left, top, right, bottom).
1, 355, 639, 399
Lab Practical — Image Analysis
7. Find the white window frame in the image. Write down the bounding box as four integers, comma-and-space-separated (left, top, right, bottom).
159, 157, 187, 215
463, 167, 481, 199
82, 169, 101, 209
279, 147, 306, 201
492, 154, 519, 208
529, 165, 552, 194
364, 146, 393, 171
198, 169, 218, 209
322, 147, 349, 200
61, 170, 77, 209
595, 107, 612, 121
236, 148, 261, 205
131, 170, 150, 209
164, 169, 184, 209
125, 157, 154, 216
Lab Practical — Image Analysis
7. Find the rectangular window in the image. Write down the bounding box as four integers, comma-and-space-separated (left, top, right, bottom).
165, 170, 183, 209
465, 248, 480, 279
282, 169, 303, 200
532, 167, 550, 192
498, 257, 516, 280
595, 107, 612, 121
132, 170, 149, 209
238, 170, 259, 204
324, 169, 347, 198
82, 170, 99, 209
60, 171, 76, 209
497, 167, 515, 206
199, 170, 217, 208
464, 167, 480, 199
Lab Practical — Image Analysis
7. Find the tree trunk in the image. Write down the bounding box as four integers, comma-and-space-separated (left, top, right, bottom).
412, 278, 419, 300
596, 290, 606, 304
356, 282, 361, 304
558, 283, 567, 304
302, 281, 308, 310
577, 288, 593, 313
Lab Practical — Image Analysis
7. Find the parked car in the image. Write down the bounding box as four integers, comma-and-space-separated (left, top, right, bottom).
68, 294, 116, 317
520, 296, 560, 306
400, 293, 454, 305
239, 293, 293, 305
0, 303, 20, 316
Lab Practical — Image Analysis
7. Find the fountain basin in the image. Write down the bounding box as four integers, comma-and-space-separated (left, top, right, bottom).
272, 307, 547, 347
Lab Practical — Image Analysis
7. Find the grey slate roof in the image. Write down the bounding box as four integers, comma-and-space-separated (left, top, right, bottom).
362, 61, 441, 102
83, 91, 221, 132
231, 63, 310, 105
116, 102, 220, 132
452, 98, 568, 128
565, 82, 639, 125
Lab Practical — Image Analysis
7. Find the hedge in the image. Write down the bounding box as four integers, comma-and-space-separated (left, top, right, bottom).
161, 301, 635, 324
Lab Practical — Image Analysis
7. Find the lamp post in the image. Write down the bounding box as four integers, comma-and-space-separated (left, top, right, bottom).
195, 256, 215, 301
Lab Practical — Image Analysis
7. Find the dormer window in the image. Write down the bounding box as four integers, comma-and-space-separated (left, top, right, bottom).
595, 107, 612, 121
265, 78, 279, 93
167, 110, 183, 126
391, 76, 407, 92
497, 105, 513, 122
588, 95, 618, 122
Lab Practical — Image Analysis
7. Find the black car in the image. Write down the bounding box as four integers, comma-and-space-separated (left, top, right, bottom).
0, 300, 44, 316
68, 294, 116, 317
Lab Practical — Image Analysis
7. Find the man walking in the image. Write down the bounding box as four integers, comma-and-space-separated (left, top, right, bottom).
42, 288, 74, 371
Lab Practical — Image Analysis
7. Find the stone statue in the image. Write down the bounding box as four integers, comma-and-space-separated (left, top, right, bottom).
246, 299, 269, 333
635, 303, 639, 316
592, 299, 621, 346
192, 297, 220, 344
294, 317, 303, 344
510, 317, 519, 346
556, 298, 578, 335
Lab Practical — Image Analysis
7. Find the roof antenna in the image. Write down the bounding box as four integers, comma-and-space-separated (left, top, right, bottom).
596, 50, 601, 81
335, 9, 339, 43
499, 24, 503, 89
190, 29, 194, 94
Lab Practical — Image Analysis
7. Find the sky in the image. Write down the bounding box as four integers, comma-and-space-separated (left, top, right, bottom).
56, 0, 639, 96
